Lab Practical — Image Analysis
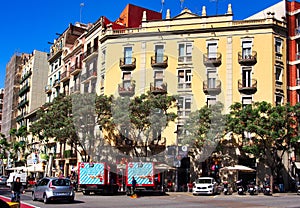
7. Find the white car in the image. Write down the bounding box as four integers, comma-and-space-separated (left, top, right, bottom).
192, 177, 218, 195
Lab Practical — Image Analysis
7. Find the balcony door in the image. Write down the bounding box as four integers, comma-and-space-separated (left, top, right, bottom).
242, 41, 252, 59
207, 43, 217, 59
155, 45, 164, 63
242, 68, 252, 87
154, 71, 163, 88
124, 47, 132, 64
122, 72, 131, 89
207, 70, 217, 88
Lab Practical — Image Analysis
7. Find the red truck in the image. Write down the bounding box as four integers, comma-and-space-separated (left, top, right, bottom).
78, 162, 118, 195
125, 162, 164, 195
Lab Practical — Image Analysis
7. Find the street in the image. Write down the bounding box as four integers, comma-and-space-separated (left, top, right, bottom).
1, 186, 300, 208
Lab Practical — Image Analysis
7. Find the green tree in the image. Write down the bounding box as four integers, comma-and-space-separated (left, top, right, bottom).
29, 94, 85, 161
95, 92, 177, 159
181, 102, 226, 179
226, 101, 299, 191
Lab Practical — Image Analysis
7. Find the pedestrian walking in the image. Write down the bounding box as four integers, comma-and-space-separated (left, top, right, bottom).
11, 177, 24, 202
131, 176, 137, 195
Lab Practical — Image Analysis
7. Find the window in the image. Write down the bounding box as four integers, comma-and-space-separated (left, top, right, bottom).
242, 97, 252, 107
207, 42, 218, 59
207, 97, 216, 106
178, 43, 192, 63
178, 96, 191, 117
242, 67, 252, 87
154, 71, 163, 87
155, 45, 164, 63
275, 38, 282, 54
124, 47, 132, 64
122, 72, 132, 89
100, 74, 105, 89
94, 37, 98, 50
275, 94, 283, 106
101, 49, 106, 65
84, 83, 89, 93
275, 66, 283, 82
242, 41, 252, 58
178, 69, 192, 89
207, 70, 217, 88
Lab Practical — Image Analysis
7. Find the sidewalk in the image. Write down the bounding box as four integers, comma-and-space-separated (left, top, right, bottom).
0, 195, 39, 208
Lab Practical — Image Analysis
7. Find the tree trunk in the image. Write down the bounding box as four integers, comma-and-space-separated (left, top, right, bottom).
270, 174, 274, 194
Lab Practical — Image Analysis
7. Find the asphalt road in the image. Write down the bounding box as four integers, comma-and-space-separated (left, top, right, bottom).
1, 186, 300, 208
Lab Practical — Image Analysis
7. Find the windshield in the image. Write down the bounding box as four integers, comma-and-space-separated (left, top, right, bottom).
196, 179, 213, 184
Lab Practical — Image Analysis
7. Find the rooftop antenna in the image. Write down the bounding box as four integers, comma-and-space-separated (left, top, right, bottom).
210, 0, 219, 15
160, 0, 165, 13
180, 0, 184, 10
80, 3, 85, 23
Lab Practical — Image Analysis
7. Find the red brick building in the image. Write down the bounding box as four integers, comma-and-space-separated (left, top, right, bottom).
287, 0, 300, 105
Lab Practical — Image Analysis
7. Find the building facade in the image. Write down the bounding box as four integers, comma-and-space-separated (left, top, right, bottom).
287, 0, 300, 105
100, 4, 287, 146
0, 88, 4, 133
1, 53, 26, 141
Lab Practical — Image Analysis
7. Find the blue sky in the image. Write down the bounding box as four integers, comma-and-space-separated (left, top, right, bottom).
0, 0, 282, 88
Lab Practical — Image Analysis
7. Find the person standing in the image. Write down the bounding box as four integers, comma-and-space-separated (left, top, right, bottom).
11, 177, 24, 202
131, 176, 137, 194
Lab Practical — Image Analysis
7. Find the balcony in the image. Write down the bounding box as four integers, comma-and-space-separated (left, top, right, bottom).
118, 81, 135, 97
203, 53, 222, 67
53, 79, 60, 88
20, 70, 32, 84
18, 84, 30, 96
70, 63, 82, 76
151, 55, 168, 68
17, 99, 29, 109
238, 79, 257, 94
81, 69, 97, 83
45, 85, 52, 94
83, 46, 98, 60
203, 80, 222, 95
150, 82, 167, 94
70, 84, 80, 94
60, 71, 70, 82
238, 51, 257, 66
119, 57, 136, 71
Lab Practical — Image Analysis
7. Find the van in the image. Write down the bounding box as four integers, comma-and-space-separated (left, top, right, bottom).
6, 172, 27, 187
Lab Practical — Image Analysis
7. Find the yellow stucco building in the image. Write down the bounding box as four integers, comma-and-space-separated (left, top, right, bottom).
98, 5, 287, 146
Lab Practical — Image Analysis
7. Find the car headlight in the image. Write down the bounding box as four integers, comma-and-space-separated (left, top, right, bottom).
208, 185, 212, 188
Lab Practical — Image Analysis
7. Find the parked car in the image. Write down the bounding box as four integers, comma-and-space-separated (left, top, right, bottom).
192, 177, 218, 195
0, 176, 8, 185
32, 177, 75, 204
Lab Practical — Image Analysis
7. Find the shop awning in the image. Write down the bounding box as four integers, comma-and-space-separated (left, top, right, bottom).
220, 165, 255, 172
26, 163, 44, 172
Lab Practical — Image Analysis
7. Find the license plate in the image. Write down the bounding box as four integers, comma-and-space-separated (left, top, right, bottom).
250, 188, 253, 190
239, 188, 242, 191
56, 192, 69, 196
